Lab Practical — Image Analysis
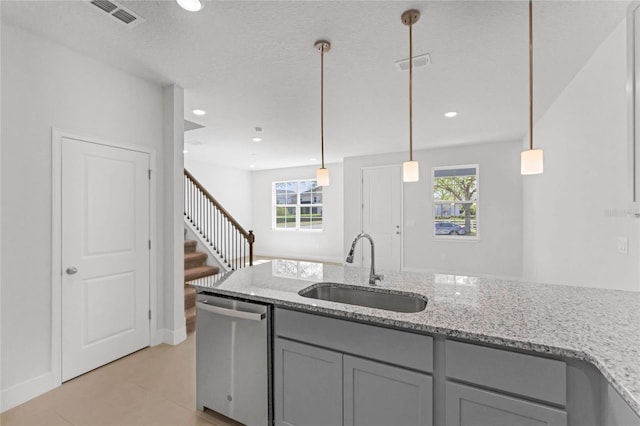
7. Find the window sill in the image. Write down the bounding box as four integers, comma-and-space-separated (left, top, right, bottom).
432, 235, 481, 242
272, 228, 323, 233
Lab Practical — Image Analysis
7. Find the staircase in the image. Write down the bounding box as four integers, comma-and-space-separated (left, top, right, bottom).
184, 240, 219, 333
183, 169, 255, 333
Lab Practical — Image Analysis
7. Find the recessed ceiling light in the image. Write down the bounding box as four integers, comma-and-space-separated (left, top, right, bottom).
177, 0, 204, 12
183, 150, 189, 154
444, 111, 458, 118
249, 164, 255, 168
252, 137, 263, 142
192, 109, 206, 116
310, 158, 317, 162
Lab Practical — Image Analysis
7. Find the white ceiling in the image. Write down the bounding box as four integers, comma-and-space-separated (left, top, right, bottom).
1, 0, 629, 170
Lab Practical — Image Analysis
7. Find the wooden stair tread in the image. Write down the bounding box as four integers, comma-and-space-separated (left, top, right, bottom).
184, 240, 197, 253
184, 251, 207, 262
184, 265, 219, 282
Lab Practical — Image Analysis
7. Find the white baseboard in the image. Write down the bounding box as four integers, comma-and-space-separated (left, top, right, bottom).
161, 326, 187, 345
254, 251, 343, 265
1, 372, 57, 413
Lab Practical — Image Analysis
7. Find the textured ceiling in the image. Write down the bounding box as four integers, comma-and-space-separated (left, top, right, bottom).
1, 0, 630, 170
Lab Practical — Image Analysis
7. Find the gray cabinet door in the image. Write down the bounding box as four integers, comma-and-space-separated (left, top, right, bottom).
274, 338, 343, 426
344, 355, 433, 426
445, 382, 567, 426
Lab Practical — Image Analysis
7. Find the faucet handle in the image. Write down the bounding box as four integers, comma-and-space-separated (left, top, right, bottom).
369, 274, 384, 285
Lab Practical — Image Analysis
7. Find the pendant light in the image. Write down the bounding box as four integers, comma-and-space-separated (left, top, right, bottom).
402, 10, 420, 182
521, 0, 544, 175
315, 40, 331, 187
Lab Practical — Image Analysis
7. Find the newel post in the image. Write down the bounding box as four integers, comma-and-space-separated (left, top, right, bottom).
248, 230, 255, 266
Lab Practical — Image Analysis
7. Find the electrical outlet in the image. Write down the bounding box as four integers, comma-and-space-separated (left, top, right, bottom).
617, 237, 629, 255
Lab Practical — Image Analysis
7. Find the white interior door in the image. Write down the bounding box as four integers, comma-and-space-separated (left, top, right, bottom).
61, 137, 150, 381
361, 166, 402, 271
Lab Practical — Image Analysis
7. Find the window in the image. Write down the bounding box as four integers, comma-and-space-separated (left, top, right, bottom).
273, 180, 323, 230
433, 165, 478, 238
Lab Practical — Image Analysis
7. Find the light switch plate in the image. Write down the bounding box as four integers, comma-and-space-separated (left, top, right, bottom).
617, 237, 629, 255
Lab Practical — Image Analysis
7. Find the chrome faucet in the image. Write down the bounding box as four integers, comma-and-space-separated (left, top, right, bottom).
346, 232, 383, 285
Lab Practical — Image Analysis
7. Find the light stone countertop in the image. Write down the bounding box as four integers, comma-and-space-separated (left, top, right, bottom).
188, 260, 640, 416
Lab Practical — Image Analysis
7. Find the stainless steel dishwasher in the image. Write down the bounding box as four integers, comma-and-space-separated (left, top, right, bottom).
196, 293, 271, 426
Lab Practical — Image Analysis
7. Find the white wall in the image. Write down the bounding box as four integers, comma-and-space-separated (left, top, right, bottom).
344, 141, 523, 278
163, 85, 186, 343
185, 159, 253, 230
522, 19, 639, 291
251, 164, 344, 263
0, 23, 170, 408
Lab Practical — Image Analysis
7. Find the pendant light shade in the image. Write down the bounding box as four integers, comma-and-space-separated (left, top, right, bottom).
402, 9, 421, 183
521, 0, 544, 175
521, 149, 544, 175
315, 40, 331, 186
403, 161, 420, 182
317, 167, 330, 186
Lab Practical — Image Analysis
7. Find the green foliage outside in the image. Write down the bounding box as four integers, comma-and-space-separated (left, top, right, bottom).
275, 207, 322, 227
434, 175, 477, 235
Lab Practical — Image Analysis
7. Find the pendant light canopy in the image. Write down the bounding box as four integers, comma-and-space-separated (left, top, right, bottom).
315, 40, 331, 187
402, 9, 421, 183
521, 0, 544, 175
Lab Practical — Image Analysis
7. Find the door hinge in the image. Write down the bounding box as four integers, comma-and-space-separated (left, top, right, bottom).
148, 310, 151, 320
148, 169, 152, 180
148, 240, 151, 250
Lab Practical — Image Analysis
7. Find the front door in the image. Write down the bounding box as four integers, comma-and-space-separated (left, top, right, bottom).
61, 137, 150, 381
361, 165, 402, 271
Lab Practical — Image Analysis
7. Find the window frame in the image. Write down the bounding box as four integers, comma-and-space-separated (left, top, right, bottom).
432, 164, 480, 241
272, 179, 324, 232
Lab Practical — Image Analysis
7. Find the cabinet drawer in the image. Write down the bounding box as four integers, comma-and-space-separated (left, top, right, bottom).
446, 340, 566, 405
275, 308, 433, 373
445, 381, 567, 426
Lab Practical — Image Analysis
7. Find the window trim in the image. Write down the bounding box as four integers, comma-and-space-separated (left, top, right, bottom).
432, 164, 480, 241
272, 179, 323, 232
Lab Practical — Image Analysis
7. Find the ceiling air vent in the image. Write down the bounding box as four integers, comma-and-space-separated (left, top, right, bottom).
91, 0, 117, 13
395, 53, 432, 72
85, 0, 145, 28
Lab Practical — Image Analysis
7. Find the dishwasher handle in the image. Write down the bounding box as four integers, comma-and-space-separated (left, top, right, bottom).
196, 301, 266, 321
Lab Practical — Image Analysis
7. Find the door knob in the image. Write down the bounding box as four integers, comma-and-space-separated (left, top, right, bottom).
66, 266, 78, 275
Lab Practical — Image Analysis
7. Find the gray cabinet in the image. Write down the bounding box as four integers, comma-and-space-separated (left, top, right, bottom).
274, 338, 343, 426
445, 382, 568, 426
272, 308, 640, 426
604, 383, 640, 426
274, 308, 435, 426
344, 355, 433, 426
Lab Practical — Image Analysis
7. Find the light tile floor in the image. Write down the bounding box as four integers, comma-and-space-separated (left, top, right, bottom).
1, 334, 238, 426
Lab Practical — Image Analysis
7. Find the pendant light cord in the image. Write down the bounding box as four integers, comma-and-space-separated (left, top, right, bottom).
529, 0, 534, 151
409, 21, 414, 161
321, 44, 325, 169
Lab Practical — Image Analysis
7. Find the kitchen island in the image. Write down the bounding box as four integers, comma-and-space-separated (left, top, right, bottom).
189, 260, 640, 425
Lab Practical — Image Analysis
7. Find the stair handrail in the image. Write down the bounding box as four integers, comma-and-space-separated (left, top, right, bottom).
184, 169, 255, 267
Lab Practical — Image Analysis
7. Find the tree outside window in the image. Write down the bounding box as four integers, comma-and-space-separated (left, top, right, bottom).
433, 166, 478, 238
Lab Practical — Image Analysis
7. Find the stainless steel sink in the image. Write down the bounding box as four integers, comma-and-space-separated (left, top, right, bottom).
298, 282, 427, 313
